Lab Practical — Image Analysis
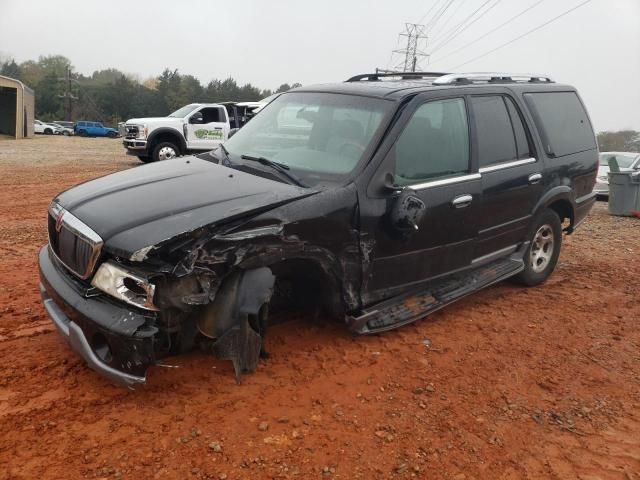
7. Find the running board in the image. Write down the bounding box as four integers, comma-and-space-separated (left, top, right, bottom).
348, 257, 524, 334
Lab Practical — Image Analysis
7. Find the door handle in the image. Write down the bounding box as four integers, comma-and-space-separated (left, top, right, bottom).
528, 173, 542, 184
451, 194, 473, 208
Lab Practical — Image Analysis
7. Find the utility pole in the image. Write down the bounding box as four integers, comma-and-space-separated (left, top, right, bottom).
58, 67, 78, 121
392, 23, 429, 73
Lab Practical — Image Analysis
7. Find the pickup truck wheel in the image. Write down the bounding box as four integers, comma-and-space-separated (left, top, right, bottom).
137, 155, 153, 163
153, 142, 179, 161
77, 130, 87, 137
514, 209, 562, 286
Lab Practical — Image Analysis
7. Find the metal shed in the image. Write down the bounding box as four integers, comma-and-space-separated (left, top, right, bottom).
0, 75, 35, 139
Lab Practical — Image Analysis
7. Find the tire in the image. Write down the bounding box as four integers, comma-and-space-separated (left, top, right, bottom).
107, 131, 118, 138
63, 131, 70, 136
152, 142, 179, 162
44, 128, 53, 135
514, 208, 562, 286
77, 130, 87, 137
137, 155, 153, 163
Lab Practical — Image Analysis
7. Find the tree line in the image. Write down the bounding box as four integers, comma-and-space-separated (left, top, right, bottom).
596, 130, 639, 153
0, 55, 300, 125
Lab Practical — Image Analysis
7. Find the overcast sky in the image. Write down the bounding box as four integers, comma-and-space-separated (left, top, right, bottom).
1, 0, 638, 131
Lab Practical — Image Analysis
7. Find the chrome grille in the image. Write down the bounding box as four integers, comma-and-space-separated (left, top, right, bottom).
48, 202, 103, 280
124, 124, 139, 139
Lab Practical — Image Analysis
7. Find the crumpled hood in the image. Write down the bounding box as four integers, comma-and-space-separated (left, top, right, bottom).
55, 157, 313, 258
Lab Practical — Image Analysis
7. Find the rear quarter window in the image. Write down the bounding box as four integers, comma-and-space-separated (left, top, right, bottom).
523, 91, 596, 158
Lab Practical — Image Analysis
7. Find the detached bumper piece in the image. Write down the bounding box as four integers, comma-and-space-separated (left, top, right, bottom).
38, 246, 157, 386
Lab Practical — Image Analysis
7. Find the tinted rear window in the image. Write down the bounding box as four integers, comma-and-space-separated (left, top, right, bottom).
524, 92, 596, 158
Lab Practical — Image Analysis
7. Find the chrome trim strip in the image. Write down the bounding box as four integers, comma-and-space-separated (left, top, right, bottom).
471, 244, 518, 265
479, 157, 536, 174
408, 173, 481, 191
48, 202, 104, 280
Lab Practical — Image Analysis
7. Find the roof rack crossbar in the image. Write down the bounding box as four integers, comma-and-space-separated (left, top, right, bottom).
346, 71, 451, 82
432, 72, 554, 85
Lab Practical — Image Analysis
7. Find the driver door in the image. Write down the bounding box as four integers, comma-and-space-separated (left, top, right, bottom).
186, 107, 229, 150
361, 95, 481, 303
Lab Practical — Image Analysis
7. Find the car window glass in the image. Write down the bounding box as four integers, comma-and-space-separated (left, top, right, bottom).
524, 92, 596, 157
504, 97, 532, 159
471, 96, 517, 167
199, 108, 224, 123
394, 97, 469, 184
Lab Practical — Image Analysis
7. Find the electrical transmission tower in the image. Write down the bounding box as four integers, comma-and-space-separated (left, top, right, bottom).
58, 67, 78, 121
393, 23, 429, 72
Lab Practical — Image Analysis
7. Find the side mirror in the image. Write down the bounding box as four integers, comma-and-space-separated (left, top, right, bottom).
189, 112, 204, 124
389, 187, 426, 233
228, 128, 239, 139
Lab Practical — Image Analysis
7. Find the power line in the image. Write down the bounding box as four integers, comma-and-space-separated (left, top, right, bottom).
417, 0, 446, 25
447, 0, 593, 70
425, 0, 456, 32
428, 0, 466, 41
430, 0, 546, 65
428, 0, 494, 47
430, 0, 504, 55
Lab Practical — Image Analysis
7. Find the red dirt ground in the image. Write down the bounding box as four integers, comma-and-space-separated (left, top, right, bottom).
0, 136, 639, 480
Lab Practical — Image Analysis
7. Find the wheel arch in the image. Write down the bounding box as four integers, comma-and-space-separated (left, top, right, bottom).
147, 128, 186, 153
533, 186, 575, 232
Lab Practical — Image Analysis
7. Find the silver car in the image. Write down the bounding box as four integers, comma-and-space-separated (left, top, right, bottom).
594, 152, 640, 198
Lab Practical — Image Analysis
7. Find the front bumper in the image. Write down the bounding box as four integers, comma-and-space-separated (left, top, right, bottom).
123, 138, 148, 151
38, 246, 158, 386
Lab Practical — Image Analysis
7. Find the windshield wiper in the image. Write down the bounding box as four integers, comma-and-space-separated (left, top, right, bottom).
241, 154, 308, 188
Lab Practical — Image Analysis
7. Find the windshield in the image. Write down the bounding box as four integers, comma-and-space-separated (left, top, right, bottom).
168, 104, 199, 118
599, 153, 638, 169
223, 92, 391, 184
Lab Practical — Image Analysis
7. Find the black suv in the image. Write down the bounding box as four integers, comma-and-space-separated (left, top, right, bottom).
38, 72, 598, 385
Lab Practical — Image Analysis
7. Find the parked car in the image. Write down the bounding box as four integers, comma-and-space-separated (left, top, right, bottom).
74, 121, 118, 138
34, 120, 62, 135
593, 152, 640, 198
53, 121, 75, 129
39, 72, 598, 386
122, 99, 272, 163
50, 123, 74, 136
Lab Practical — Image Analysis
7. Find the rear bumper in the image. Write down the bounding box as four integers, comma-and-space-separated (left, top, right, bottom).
38, 246, 157, 386
574, 191, 597, 229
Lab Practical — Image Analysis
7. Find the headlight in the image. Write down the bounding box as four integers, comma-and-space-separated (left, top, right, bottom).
91, 262, 159, 311
137, 125, 148, 139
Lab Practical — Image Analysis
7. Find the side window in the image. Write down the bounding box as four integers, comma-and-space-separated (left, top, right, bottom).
394, 98, 469, 184
523, 91, 596, 157
504, 97, 532, 159
470, 96, 517, 167
200, 107, 225, 123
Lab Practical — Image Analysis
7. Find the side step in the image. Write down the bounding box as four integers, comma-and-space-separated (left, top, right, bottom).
348, 257, 524, 334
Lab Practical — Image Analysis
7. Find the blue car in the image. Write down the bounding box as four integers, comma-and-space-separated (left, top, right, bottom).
74, 121, 119, 138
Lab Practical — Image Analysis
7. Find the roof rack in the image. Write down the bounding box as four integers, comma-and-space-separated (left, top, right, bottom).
432, 72, 554, 85
346, 71, 451, 82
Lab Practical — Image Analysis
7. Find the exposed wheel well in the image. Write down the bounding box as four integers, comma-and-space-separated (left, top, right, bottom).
547, 199, 574, 231
149, 131, 183, 154
268, 259, 343, 320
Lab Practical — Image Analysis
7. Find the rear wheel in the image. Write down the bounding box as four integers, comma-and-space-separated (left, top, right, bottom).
44, 128, 53, 135
107, 131, 118, 138
514, 209, 562, 286
62, 131, 71, 136
152, 142, 179, 162
77, 129, 87, 137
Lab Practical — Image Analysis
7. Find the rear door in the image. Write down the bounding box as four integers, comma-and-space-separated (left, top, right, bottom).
186, 106, 229, 150
470, 93, 543, 260
362, 95, 481, 302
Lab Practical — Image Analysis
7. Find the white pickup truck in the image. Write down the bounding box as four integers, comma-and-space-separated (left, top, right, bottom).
122, 101, 267, 163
